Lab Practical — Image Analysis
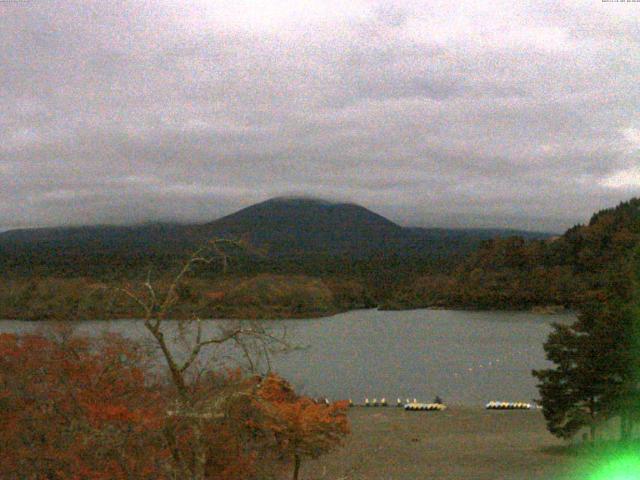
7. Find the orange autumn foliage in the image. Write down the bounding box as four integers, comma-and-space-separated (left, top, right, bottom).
257, 374, 350, 480
0, 330, 167, 480
0, 333, 350, 480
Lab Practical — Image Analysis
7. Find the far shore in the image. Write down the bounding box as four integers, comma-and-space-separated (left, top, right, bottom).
0, 304, 575, 322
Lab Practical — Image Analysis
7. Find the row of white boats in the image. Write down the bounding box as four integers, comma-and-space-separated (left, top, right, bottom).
484, 401, 534, 410
340, 398, 537, 410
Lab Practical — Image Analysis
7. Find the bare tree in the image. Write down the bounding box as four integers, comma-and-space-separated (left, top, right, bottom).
116, 239, 289, 480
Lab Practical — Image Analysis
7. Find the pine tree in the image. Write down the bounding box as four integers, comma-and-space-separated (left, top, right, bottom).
533, 321, 604, 441
533, 246, 640, 442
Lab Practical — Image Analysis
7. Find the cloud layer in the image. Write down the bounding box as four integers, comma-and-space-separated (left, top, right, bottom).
1, 0, 639, 232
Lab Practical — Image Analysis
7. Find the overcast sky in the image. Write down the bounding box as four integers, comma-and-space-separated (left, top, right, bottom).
1, 0, 639, 233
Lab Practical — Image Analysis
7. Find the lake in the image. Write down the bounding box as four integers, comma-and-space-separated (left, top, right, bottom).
0, 308, 574, 406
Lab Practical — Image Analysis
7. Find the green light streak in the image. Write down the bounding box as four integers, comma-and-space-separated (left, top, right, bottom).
583, 450, 640, 480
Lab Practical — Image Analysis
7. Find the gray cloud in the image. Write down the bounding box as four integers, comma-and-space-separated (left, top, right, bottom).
1, 0, 639, 233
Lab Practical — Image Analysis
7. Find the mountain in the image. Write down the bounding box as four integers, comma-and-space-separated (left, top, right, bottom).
195, 197, 405, 256
0, 224, 188, 251
0, 197, 554, 276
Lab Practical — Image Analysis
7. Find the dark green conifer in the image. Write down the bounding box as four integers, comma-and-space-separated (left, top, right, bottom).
533, 245, 640, 442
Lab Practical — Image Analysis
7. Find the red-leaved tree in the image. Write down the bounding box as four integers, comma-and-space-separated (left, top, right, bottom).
0, 330, 349, 480
0, 328, 167, 479
257, 374, 350, 480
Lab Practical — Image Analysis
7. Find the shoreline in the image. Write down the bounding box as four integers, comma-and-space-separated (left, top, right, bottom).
0, 305, 575, 322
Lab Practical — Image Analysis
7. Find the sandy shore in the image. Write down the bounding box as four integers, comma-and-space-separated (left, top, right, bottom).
304, 406, 577, 480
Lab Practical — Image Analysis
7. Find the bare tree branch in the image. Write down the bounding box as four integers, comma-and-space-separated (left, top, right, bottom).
111, 238, 291, 480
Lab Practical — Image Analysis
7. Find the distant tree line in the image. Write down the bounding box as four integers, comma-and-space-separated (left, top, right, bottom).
0, 250, 447, 320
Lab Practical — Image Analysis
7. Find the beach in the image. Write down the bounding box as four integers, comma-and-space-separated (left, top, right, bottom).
307, 406, 576, 480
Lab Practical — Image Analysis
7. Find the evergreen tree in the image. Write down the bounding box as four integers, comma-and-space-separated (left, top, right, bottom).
607, 245, 640, 440
533, 246, 640, 442
533, 320, 609, 441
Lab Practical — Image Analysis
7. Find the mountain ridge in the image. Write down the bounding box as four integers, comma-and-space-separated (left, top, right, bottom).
0, 197, 551, 255
0, 197, 554, 266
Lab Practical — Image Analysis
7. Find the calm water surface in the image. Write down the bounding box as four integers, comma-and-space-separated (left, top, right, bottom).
0, 309, 574, 406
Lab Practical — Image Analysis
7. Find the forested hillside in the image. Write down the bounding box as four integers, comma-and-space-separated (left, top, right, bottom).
389, 198, 640, 310
3, 197, 636, 319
